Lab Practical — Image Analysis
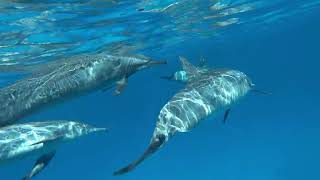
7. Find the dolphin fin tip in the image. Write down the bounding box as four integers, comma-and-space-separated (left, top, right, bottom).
22, 176, 30, 180
113, 165, 134, 176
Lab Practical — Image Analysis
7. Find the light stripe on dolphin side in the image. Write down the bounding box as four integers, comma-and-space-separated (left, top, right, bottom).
0, 53, 166, 127
114, 56, 253, 175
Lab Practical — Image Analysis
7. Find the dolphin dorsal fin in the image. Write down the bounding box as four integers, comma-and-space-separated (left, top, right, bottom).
198, 56, 207, 67
179, 56, 200, 79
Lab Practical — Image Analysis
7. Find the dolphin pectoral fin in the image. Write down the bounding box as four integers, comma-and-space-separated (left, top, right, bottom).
113, 77, 128, 96
30, 134, 64, 146
223, 109, 231, 124
23, 151, 56, 180
113, 134, 166, 176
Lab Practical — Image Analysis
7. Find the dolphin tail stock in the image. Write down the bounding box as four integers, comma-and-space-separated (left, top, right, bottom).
113, 134, 166, 176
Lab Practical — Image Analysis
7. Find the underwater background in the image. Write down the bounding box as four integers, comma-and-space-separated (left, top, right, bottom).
1, 0, 320, 179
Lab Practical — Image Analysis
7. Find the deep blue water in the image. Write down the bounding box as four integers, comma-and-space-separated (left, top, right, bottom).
1, 0, 320, 179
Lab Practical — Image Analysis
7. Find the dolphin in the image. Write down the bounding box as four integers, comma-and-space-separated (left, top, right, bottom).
114, 57, 253, 175
0, 53, 166, 127
0, 120, 107, 179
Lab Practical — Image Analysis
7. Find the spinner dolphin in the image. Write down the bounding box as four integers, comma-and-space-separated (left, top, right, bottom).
114, 57, 254, 175
0, 120, 107, 179
0, 53, 166, 127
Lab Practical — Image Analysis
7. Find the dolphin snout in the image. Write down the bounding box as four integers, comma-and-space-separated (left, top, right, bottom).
146, 60, 167, 66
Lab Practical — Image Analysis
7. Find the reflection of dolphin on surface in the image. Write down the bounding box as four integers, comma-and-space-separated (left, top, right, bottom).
0, 120, 107, 180
0, 53, 166, 127
114, 57, 254, 175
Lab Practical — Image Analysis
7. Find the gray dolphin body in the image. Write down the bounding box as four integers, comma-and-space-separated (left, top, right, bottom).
114, 57, 253, 175
0, 53, 166, 127
0, 120, 106, 179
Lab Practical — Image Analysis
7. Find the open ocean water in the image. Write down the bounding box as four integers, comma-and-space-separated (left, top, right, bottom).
0, 0, 320, 179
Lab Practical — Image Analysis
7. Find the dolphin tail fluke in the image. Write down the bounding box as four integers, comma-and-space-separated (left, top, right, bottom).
113, 134, 166, 176
113, 159, 141, 176
22, 175, 30, 180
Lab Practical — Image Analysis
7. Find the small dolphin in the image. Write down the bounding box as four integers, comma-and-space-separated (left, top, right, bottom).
0, 53, 166, 127
114, 57, 253, 175
0, 120, 107, 179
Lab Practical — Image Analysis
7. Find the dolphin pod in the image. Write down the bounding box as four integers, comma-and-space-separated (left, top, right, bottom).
0, 120, 107, 180
0, 53, 259, 179
113, 57, 253, 175
0, 53, 166, 127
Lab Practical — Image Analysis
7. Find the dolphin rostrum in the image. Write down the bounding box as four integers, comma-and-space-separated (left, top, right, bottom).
0, 53, 166, 127
114, 57, 253, 175
0, 120, 107, 179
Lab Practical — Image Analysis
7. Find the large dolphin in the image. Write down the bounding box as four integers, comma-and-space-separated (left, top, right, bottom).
0, 53, 166, 127
0, 120, 107, 180
114, 57, 254, 175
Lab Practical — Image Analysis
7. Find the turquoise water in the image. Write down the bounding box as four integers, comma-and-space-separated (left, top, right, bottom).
1, 0, 320, 179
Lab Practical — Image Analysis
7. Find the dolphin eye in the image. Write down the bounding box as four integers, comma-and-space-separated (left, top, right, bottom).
113, 60, 121, 67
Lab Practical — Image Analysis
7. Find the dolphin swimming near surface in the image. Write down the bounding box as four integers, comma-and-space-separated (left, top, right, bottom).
114, 56, 254, 175
0, 53, 166, 127
0, 120, 107, 179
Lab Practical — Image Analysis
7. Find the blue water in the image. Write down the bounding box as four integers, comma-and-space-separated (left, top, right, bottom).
1, 0, 320, 179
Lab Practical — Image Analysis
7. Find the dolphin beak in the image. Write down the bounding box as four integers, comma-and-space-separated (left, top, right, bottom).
92, 127, 109, 133
113, 134, 166, 176
145, 60, 167, 66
